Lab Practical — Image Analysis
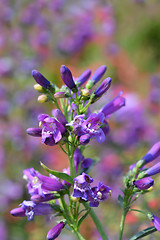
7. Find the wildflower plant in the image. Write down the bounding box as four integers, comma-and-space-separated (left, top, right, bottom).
10, 65, 160, 240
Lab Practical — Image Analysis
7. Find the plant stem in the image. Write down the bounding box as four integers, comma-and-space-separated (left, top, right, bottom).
73, 230, 86, 240
83, 202, 109, 240
119, 209, 127, 240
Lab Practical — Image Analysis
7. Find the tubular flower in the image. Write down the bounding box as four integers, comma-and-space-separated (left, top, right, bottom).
47, 222, 65, 240
23, 167, 64, 197
10, 201, 53, 221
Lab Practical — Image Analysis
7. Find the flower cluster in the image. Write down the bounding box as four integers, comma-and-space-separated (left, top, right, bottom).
10, 64, 125, 240
73, 173, 111, 207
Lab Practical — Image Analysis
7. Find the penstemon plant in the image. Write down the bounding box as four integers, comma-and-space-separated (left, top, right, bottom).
10, 65, 160, 240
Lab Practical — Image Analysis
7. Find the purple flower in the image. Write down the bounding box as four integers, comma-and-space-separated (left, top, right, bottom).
142, 142, 160, 165
79, 134, 90, 145
100, 94, 125, 117
32, 70, 51, 89
89, 182, 111, 207
26, 128, 42, 137
93, 77, 112, 100
23, 167, 64, 196
152, 215, 160, 232
10, 201, 53, 221
60, 65, 77, 92
144, 162, 160, 177
31, 193, 55, 203
133, 177, 154, 190
51, 109, 67, 126
74, 148, 93, 172
80, 112, 106, 143
47, 222, 65, 240
75, 69, 91, 87
72, 173, 93, 201
38, 114, 66, 146
68, 112, 106, 143
86, 65, 107, 89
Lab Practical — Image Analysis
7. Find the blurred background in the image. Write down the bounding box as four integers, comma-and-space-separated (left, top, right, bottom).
1, 0, 160, 239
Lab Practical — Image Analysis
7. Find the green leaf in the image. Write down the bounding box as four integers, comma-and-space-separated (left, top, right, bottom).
118, 195, 124, 208
40, 162, 73, 184
129, 226, 157, 240
77, 209, 91, 229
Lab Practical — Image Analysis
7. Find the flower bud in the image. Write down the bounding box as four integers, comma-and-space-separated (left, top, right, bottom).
60, 65, 77, 92
76, 69, 91, 87
52, 109, 67, 126
144, 162, 160, 177
32, 70, 51, 89
34, 84, 43, 92
86, 65, 107, 89
142, 142, 160, 165
47, 222, 65, 240
26, 128, 42, 137
133, 177, 154, 190
93, 77, 111, 101
37, 94, 48, 103
79, 134, 90, 145
81, 88, 90, 97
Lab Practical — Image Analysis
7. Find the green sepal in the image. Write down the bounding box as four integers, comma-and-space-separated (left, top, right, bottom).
40, 162, 73, 184
77, 209, 91, 229
118, 195, 124, 208
129, 226, 157, 240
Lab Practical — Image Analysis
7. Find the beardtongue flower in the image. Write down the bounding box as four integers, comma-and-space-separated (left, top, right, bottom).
26, 128, 42, 137
51, 109, 68, 126
86, 65, 107, 89
60, 65, 77, 92
47, 222, 65, 240
72, 173, 93, 201
133, 177, 154, 190
23, 167, 64, 196
142, 142, 160, 165
10, 201, 53, 221
152, 215, 160, 232
32, 70, 51, 89
38, 114, 66, 146
89, 182, 111, 207
99, 93, 125, 117
75, 69, 91, 87
74, 148, 93, 171
92, 77, 112, 102
142, 162, 160, 177
31, 193, 56, 203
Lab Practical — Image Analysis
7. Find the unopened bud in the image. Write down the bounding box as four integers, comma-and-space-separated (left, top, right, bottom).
34, 84, 43, 92
70, 196, 80, 202
37, 94, 48, 103
81, 88, 90, 97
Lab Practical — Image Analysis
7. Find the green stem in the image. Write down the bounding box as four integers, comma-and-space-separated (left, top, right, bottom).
119, 209, 127, 240
83, 202, 109, 240
73, 230, 86, 240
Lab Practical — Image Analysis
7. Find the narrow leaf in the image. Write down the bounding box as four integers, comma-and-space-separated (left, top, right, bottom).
129, 226, 157, 240
78, 209, 91, 229
40, 162, 73, 184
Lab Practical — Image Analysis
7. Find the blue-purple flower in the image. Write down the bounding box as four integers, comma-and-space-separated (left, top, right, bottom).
133, 177, 154, 190
23, 167, 64, 197
47, 222, 65, 240
72, 173, 110, 207
32, 70, 51, 89
27, 114, 66, 146
72, 173, 93, 201
89, 182, 111, 207
74, 148, 93, 172
60, 65, 77, 92
68, 112, 106, 143
152, 215, 160, 232
10, 200, 53, 221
